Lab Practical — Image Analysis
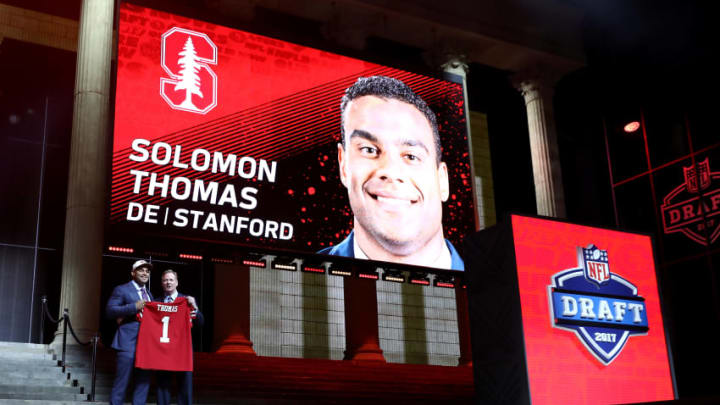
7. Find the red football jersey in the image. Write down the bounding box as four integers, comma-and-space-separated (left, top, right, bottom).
135, 297, 193, 371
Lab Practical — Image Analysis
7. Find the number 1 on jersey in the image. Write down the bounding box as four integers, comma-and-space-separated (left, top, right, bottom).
160, 316, 170, 343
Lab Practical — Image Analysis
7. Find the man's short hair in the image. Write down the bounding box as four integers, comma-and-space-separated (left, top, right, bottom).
340, 76, 442, 163
161, 269, 178, 279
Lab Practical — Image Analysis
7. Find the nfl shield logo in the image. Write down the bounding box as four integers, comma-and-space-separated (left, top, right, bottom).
581, 244, 610, 287
683, 158, 711, 193
548, 251, 649, 366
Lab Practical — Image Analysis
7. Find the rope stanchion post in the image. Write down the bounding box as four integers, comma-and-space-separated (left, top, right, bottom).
61, 309, 68, 372
90, 334, 98, 402
39, 296, 47, 344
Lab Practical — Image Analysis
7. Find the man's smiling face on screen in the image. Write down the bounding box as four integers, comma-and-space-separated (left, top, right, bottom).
339, 95, 449, 257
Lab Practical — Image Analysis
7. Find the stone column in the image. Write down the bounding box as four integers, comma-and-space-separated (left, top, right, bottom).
54, 0, 114, 345
213, 263, 256, 355
441, 55, 475, 367
516, 75, 566, 218
343, 273, 385, 362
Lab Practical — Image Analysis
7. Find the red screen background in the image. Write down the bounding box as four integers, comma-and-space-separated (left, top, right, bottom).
111, 3, 475, 262
511, 215, 674, 404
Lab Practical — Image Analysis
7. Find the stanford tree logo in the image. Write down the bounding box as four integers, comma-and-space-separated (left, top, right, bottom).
160, 27, 218, 114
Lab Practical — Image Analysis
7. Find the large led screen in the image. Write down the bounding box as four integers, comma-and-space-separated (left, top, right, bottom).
511, 215, 675, 404
111, 3, 474, 270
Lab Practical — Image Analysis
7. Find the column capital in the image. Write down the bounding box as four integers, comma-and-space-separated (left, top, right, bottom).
515, 80, 548, 105
441, 55, 469, 77
423, 40, 470, 76
511, 64, 564, 100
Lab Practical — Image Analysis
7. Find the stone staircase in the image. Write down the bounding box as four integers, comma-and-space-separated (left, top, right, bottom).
1, 340, 475, 404
0, 341, 112, 404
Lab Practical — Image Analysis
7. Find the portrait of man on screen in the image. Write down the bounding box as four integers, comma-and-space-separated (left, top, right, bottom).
318, 76, 464, 271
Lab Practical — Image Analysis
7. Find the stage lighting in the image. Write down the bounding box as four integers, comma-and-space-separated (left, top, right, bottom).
108, 245, 134, 253
434, 274, 455, 288
382, 269, 405, 283
272, 256, 297, 271
328, 264, 352, 277
357, 269, 379, 280
211, 257, 234, 264
301, 261, 326, 274
409, 272, 430, 286
241, 253, 267, 268
623, 121, 640, 133
179, 253, 203, 260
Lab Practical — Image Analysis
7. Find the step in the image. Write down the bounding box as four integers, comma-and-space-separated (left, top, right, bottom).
0, 342, 49, 350
0, 372, 69, 383
65, 363, 115, 372
0, 355, 57, 367
72, 381, 113, 391
194, 398, 365, 405
54, 354, 113, 366
0, 376, 73, 387
0, 359, 62, 374
66, 372, 114, 387
0, 401, 234, 405
0, 359, 64, 369
0, 350, 56, 361
66, 370, 114, 382
0, 384, 83, 395
0, 400, 93, 405
0, 350, 53, 361
72, 384, 112, 394
2, 398, 88, 405
0, 393, 90, 402
0, 401, 284, 405
68, 372, 113, 382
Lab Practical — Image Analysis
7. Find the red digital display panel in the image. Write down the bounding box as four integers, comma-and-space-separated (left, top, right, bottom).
511, 215, 674, 404
112, 3, 474, 271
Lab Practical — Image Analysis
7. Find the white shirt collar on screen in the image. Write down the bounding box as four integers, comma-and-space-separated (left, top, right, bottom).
353, 233, 453, 269
353, 237, 369, 260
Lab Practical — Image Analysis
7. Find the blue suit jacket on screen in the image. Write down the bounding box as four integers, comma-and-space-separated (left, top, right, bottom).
106, 281, 152, 352
317, 231, 465, 271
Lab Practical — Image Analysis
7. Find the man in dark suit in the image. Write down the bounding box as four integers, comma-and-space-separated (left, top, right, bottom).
155, 269, 203, 405
106, 259, 154, 405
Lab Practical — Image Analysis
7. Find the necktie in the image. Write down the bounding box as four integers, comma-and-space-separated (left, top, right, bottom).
141, 288, 150, 302
165, 296, 173, 303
